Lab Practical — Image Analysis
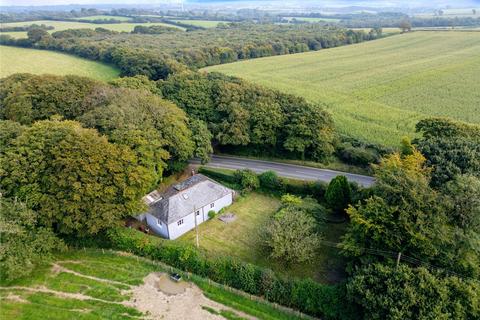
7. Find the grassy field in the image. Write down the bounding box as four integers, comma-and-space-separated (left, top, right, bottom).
204, 31, 480, 146
284, 17, 341, 23
0, 250, 153, 319
0, 20, 185, 38
0, 249, 306, 320
75, 15, 133, 21
173, 19, 228, 28
0, 45, 120, 81
178, 192, 347, 283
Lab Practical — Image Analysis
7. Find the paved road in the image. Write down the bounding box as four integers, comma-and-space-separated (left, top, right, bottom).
191, 155, 375, 187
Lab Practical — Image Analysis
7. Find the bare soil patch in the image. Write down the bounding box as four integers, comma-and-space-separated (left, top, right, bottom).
125, 272, 255, 320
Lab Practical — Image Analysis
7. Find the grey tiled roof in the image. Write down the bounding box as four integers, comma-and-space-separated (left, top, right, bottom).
146, 174, 233, 224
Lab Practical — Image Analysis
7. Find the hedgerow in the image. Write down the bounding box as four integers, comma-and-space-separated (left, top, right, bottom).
106, 227, 354, 319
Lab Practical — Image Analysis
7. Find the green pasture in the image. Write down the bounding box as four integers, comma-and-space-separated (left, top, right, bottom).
0, 45, 120, 81
204, 31, 480, 146
75, 15, 133, 21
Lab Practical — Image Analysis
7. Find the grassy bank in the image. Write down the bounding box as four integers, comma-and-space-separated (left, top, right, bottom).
0, 249, 310, 320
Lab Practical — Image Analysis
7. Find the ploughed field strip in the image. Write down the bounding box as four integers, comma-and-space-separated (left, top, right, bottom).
204, 31, 480, 146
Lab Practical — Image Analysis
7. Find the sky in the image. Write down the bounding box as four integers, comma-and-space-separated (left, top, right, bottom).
0, 0, 479, 7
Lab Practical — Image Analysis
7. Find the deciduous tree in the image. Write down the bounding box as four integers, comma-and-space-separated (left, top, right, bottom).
263, 206, 320, 264
0, 120, 151, 235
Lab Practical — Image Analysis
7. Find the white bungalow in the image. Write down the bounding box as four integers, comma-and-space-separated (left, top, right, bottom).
139, 174, 234, 239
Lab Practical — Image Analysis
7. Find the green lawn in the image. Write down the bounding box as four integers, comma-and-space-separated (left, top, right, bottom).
0, 20, 185, 38
0, 45, 120, 81
173, 19, 228, 28
178, 192, 347, 283
203, 31, 480, 146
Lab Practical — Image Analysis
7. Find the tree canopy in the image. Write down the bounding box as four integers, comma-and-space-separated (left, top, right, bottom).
415, 118, 480, 187
347, 263, 480, 320
0, 120, 152, 235
263, 196, 320, 264
0, 197, 65, 281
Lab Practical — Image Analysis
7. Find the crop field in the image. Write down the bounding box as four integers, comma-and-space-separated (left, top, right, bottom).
173, 19, 229, 28
0, 20, 185, 38
204, 31, 480, 146
284, 16, 341, 23
0, 45, 120, 81
75, 15, 133, 21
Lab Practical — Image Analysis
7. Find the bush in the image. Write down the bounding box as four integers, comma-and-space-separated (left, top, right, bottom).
284, 179, 327, 200
198, 167, 237, 184
280, 194, 303, 207
325, 176, 352, 214
337, 142, 379, 166
259, 170, 284, 191
234, 169, 260, 191
208, 210, 216, 219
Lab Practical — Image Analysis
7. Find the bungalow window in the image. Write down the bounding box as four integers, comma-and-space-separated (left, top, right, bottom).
210, 203, 214, 208
196, 210, 200, 216
177, 219, 184, 226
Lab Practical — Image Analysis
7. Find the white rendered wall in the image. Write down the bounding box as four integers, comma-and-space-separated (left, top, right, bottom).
145, 213, 169, 239
167, 192, 234, 240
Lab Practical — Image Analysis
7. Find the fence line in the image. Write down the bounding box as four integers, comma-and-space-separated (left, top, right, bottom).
92, 248, 319, 320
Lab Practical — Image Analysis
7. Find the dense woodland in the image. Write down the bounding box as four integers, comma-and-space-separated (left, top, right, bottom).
0, 24, 381, 80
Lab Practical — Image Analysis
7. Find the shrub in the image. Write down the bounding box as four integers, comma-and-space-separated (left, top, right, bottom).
198, 167, 237, 184
208, 210, 216, 219
280, 194, 303, 207
259, 170, 284, 191
234, 169, 260, 191
283, 179, 327, 200
337, 142, 379, 166
325, 176, 352, 214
